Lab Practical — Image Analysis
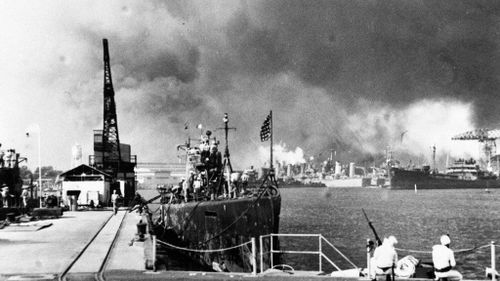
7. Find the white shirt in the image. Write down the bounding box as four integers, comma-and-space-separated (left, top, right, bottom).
432, 244, 456, 270
193, 180, 201, 190
373, 243, 398, 268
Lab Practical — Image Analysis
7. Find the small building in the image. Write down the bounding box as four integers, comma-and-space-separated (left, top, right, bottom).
59, 164, 113, 206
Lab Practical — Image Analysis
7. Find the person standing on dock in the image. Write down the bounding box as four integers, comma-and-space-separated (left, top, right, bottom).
1, 185, 10, 208
432, 235, 462, 281
111, 190, 120, 215
21, 187, 29, 208
370, 235, 398, 280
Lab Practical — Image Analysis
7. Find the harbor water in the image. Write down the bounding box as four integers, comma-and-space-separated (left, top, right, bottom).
280, 187, 500, 279
140, 187, 500, 278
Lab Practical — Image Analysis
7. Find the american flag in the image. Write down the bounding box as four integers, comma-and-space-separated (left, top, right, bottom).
260, 113, 271, 142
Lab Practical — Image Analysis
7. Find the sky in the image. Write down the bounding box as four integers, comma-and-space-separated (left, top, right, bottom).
2, 0, 500, 172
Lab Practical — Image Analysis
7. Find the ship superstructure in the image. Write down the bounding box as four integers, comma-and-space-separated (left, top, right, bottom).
146, 113, 281, 272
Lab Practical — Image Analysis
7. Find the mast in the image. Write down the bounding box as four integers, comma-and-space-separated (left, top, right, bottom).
217, 113, 236, 197
269, 110, 273, 171
221, 113, 236, 173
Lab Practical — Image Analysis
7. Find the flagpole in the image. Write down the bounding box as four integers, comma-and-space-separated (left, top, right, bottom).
269, 110, 273, 171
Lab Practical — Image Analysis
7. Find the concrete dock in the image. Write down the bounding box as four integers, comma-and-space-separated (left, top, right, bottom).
0, 209, 145, 281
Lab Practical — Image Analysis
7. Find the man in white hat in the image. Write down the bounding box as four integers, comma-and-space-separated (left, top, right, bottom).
1, 185, 9, 208
21, 186, 29, 208
432, 235, 462, 281
370, 235, 398, 280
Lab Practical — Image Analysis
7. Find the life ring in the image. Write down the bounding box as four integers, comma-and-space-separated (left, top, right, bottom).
394, 255, 419, 278
266, 186, 279, 196
272, 264, 295, 274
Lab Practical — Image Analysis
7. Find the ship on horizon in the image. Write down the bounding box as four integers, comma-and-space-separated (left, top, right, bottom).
388, 128, 500, 190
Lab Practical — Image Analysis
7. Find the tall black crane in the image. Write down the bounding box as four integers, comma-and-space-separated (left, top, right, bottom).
90, 39, 136, 203
101, 38, 122, 174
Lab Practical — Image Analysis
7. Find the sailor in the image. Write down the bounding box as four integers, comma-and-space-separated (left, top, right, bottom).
241, 172, 249, 194
208, 141, 221, 169
200, 135, 210, 164
432, 235, 462, 281
1, 185, 10, 208
21, 186, 29, 208
193, 175, 202, 201
370, 235, 398, 280
172, 178, 184, 200
183, 172, 195, 202
111, 190, 120, 215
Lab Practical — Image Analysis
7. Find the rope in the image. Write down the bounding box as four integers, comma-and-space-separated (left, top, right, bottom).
157, 238, 252, 253
395, 244, 490, 254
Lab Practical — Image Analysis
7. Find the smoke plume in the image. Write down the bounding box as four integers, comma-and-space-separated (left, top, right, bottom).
3, 0, 500, 171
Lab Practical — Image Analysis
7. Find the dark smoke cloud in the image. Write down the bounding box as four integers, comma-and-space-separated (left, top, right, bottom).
13, 0, 500, 170
224, 0, 500, 124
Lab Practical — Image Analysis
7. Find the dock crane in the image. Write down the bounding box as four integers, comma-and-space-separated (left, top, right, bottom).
451, 128, 500, 172
89, 39, 137, 204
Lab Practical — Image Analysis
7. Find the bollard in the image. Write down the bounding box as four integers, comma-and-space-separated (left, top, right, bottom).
492, 241, 496, 281
252, 237, 257, 276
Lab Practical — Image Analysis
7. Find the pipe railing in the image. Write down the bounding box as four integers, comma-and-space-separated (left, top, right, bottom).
259, 233, 357, 273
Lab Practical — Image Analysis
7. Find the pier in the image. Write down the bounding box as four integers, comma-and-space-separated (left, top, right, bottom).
0, 210, 144, 281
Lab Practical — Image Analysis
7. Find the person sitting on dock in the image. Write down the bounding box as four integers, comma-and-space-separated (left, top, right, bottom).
432, 235, 462, 281
370, 235, 398, 281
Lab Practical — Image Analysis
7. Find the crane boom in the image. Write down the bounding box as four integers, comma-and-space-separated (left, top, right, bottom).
452, 129, 500, 142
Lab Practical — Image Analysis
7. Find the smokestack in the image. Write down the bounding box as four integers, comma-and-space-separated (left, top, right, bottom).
335, 161, 341, 175
349, 162, 355, 178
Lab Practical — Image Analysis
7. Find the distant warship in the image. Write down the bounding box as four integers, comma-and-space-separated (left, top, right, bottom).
389, 158, 500, 189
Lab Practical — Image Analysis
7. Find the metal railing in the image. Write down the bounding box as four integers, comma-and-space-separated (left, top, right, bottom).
259, 233, 358, 273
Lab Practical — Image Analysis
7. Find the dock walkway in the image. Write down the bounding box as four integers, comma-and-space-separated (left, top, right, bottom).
0, 209, 144, 281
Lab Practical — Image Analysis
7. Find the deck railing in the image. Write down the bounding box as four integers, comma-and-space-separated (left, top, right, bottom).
259, 233, 358, 273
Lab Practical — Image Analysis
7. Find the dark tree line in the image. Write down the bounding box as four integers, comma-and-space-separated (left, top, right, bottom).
19, 166, 63, 183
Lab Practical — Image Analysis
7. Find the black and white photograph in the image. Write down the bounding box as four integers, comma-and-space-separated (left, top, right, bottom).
1, 1, 500, 280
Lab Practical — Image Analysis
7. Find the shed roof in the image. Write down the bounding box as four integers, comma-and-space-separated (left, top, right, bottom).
59, 164, 112, 178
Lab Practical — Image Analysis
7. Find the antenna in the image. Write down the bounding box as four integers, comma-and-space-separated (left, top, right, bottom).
217, 113, 236, 173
